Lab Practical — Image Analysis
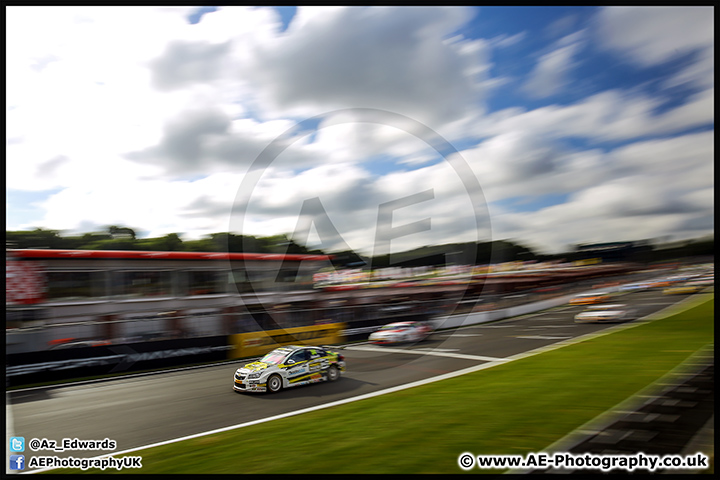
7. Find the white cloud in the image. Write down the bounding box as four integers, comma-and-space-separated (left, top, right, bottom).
234, 6, 487, 130
37, 172, 246, 239
596, 6, 713, 67
523, 31, 585, 99
596, 6, 714, 90
236, 150, 486, 256
477, 86, 713, 143
483, 131, 714, 253
522, 44, 578, 98
489, 32, 526, 48
8, 6, 491, 186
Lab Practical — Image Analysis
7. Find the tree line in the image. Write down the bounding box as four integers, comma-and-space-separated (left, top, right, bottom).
5, 227, 320, 256
4, 227, 541, 265
5, 227, 714, 266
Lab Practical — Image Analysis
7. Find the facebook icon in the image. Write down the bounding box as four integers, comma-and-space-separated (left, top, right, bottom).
10, 455, 25, 471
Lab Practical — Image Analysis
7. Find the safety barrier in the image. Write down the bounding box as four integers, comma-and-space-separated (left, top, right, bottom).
229, 323, 345, 359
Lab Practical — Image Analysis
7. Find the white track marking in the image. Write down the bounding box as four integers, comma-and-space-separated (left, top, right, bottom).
414, 348, 460, 352
515, 335, 573, 340
524, 325, 576, 328
344, 345, 507, 363
438, 333, 482, 337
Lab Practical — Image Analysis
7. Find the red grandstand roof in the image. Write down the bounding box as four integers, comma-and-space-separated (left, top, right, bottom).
7, 249, 333, 262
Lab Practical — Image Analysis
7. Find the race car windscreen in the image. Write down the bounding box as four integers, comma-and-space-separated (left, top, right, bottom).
260, 350, 288, 365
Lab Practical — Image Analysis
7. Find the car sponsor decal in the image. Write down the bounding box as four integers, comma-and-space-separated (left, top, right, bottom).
241, 361, 270, 372
288, 371, 326, 385
286, 363, 308, 377
308, 359, 328, 372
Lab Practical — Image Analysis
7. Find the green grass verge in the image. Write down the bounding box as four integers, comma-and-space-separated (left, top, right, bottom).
57, 295, 714, 474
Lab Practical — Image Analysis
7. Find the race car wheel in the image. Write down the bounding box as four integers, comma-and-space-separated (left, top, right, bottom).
267, 374, 283, 393
325, 365, 339, 382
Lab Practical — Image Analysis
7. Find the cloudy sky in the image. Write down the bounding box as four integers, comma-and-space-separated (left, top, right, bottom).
6, 6, 714, 256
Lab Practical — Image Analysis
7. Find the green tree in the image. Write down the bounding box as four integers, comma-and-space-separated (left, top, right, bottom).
6, 228, 65, 249
183, 237, 220, 252
83, 238, 137, 250
136, 233, 183, 251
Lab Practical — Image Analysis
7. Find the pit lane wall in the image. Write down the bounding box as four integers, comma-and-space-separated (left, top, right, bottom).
229, 322, 345, 359
6, 323, 346, 388
429, 285, 624, 331
6, 335, 232, 388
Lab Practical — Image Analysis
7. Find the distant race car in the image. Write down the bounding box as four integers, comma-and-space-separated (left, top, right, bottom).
574, 304, 638, 324
648, 279, 677, 289
368, 321, 433, 345
691, 277, 713, 286
233, 345, 345, 393
619, 282, 650, 292
663, 284, 703, 295
569, 292, 611, 306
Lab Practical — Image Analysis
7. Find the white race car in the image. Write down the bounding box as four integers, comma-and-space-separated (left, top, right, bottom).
619, 282, 650, 292
233, 345, 345, 393
574, 304, 638, 324
368, 321, 433, 345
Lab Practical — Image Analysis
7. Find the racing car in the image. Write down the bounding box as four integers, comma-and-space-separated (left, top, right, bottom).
662, 282, 704, 295
574, 304, 638, 324
368, 321, 433, 345
233, 345, 345, 393
569, 292, 611, 306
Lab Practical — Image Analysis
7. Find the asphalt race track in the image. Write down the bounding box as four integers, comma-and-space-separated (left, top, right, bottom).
7, 288, 711, 472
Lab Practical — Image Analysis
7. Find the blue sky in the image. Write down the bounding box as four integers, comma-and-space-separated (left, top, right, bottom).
6, 6, 714, 255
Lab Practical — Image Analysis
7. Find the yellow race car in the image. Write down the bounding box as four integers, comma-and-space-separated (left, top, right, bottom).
663, 284, 703, 295
233, 345, 346, 393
